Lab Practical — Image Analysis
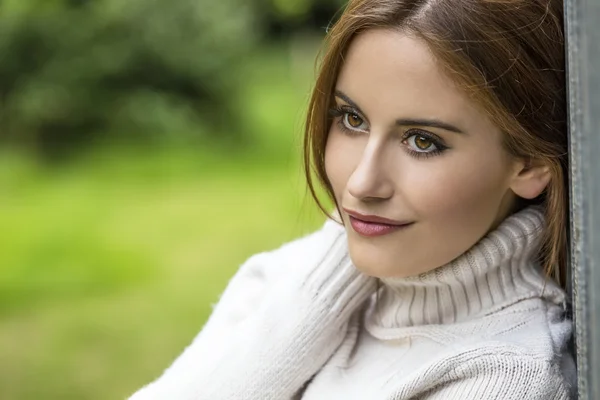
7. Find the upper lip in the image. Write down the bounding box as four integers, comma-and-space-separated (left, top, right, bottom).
343, 208, 413, 226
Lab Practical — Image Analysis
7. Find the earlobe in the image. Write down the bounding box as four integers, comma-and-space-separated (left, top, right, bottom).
510, 162, 552, 200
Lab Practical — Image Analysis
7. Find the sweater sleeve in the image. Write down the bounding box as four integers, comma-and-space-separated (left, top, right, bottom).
412, 352, 573, 400
128, 219, 377, 400
194, 218, 346, 345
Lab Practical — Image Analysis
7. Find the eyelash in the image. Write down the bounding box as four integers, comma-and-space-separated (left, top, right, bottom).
328, 105, 449, 159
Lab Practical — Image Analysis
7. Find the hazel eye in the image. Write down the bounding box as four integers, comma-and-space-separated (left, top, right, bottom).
414, 135, 433, 150
346, 113, 364, 128
330, 105, 369, 134
406, 134, 438, 152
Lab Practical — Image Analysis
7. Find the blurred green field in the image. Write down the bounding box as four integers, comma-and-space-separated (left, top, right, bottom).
0, 44, 327, 399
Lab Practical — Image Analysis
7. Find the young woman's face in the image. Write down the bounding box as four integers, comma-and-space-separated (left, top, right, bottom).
325, 29, 523, 278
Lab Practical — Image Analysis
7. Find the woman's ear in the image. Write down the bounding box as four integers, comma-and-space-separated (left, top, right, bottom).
509, 158, 551, 199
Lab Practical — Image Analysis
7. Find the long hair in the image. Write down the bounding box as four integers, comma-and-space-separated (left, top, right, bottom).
303, 0, 568, 288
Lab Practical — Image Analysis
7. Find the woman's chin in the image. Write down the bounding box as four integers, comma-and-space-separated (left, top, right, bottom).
348, 252, 412, 279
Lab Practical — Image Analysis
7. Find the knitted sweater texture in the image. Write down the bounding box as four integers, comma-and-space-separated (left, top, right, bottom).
129, 207, 575, 399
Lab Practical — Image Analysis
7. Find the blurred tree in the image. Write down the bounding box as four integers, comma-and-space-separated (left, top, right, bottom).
0, 0, 260, 158
0, 0, 347, 159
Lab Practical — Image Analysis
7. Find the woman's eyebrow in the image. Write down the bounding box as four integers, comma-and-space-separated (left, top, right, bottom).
396, 118, 465, 134
335, 89, 465, 134
334, 90, 365, 114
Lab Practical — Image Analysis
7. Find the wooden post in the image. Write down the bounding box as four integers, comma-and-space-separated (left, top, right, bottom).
565, 0, 600, 398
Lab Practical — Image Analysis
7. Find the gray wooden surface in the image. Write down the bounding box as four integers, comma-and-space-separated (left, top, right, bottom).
565, 0, 600, 398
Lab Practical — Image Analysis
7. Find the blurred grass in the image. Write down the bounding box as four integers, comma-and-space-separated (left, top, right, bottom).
0, 42, 329, 399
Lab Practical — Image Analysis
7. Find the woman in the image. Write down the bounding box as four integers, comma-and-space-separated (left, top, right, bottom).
130, 0, 575, 398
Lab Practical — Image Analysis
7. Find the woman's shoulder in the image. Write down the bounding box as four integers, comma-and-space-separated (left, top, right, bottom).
409, 301, 576, 398
391, 312, 574, 398
461, 298, 572, 363
224, 218, 346, 297
432, 298, 572, 362
406, 341, 576, 399
199, 218, 347, 338
250, 218, 346, 270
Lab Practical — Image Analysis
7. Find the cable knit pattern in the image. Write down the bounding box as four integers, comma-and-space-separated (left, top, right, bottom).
129, 207, 575, 400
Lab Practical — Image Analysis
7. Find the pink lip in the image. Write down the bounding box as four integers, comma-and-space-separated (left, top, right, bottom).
343, 208, 414, 237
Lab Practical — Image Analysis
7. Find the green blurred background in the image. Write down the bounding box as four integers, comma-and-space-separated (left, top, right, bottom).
0, 0, 344, 398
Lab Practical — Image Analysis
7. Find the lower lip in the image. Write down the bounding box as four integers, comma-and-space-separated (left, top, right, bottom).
349, 216, 413, 237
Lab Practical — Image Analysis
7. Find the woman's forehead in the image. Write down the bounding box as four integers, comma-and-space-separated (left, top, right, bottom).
335, 29, 490, 131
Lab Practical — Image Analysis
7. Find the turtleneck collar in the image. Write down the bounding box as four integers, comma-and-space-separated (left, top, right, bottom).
364, 206, 566, 339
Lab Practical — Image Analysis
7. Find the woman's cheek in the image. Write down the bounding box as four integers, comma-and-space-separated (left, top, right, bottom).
401, 153, 507, 215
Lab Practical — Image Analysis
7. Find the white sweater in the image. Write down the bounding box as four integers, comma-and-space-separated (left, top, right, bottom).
129, 207, 575, 399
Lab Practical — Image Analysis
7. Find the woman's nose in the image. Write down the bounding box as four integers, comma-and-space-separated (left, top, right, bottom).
346, 145, 394, 202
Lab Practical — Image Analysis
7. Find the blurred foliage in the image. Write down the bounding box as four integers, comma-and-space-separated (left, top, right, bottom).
0, 38, 332, 399
0, 0, 260, 157
0, 0, 346, 159
0, 149, 326, 399
0, 1, 343, 398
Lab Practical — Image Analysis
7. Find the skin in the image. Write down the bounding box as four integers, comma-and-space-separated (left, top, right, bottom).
325, 29, 551, 278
